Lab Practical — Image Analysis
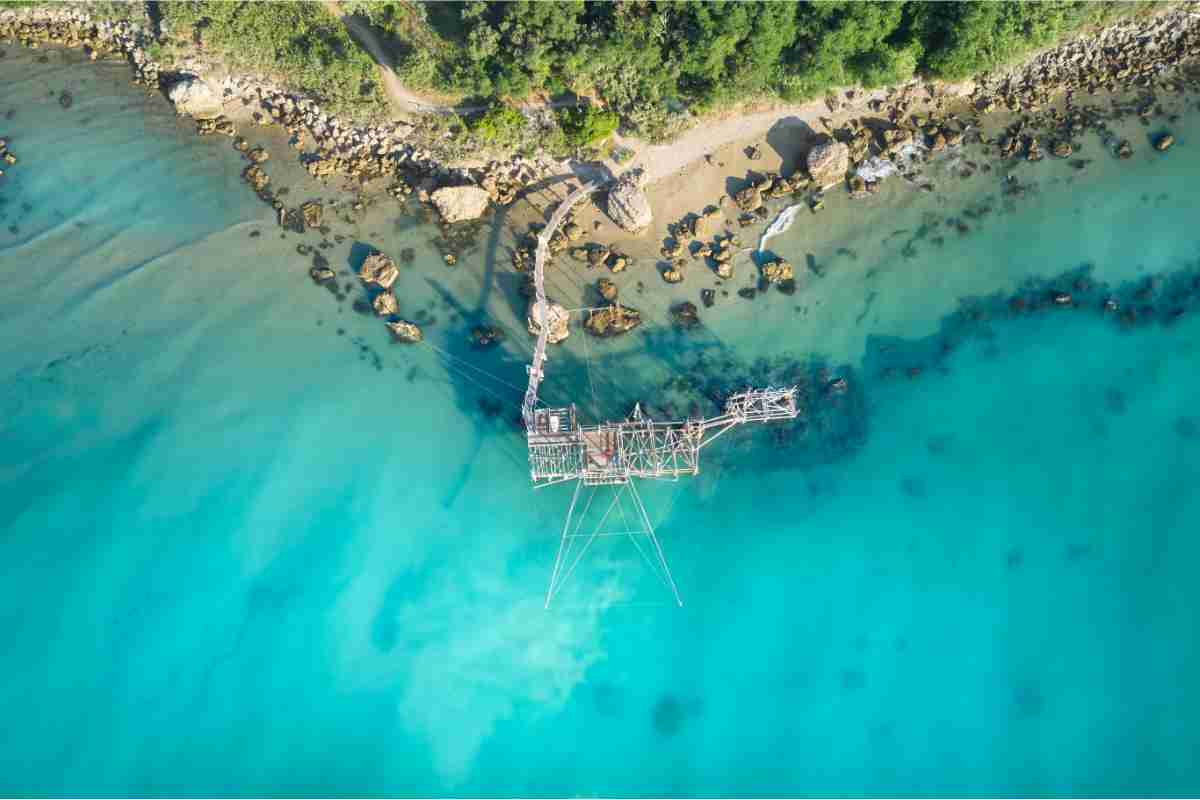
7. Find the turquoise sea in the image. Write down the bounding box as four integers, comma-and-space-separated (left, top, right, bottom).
3, 46, 1199, 797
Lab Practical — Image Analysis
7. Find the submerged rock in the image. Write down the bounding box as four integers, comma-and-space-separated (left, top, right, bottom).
597, 277, 618, 302
431, 185, 490, 223
527, 300, 571, 344
671, 301, 701, 328
471, 325, 503, 348
387, 319, 423, 343
359, 252, 399, 290
167, 75, 222, 118
309, 266, 336, 284
585, 304, 641, 338
607, 168, 652, 232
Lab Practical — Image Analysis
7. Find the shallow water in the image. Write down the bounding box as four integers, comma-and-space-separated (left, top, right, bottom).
2, 46, 1200, 796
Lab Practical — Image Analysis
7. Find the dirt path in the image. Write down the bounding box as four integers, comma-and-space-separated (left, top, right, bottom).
320, 0, 451, 115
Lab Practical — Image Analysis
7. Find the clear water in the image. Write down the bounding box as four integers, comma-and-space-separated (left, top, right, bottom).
2, 47, 1199, 797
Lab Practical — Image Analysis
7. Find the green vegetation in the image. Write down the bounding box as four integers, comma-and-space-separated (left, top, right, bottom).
467, 103, 526, 145
556, 104, 619, 148
155, 1, 386, 119
324, 0, 1156, 140
55, 0, 1164, 142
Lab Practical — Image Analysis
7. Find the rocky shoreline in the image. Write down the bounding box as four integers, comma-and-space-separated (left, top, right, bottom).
4, 3, 1200, 352
3, 4, 1197, 230
0, 5, 564, 216
549, 4, 1200, 331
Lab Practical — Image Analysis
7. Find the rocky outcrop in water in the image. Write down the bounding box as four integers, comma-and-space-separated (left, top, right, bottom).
386, 320, 422, 343
359, 252, 399, 290
527, 300, 570, 344
607, 168, 652, 232
761, 258, 794, 284
585, 304, 641, 338
372, 292, 398, 317
300, 201, 323, 229
431, 186, 490, 223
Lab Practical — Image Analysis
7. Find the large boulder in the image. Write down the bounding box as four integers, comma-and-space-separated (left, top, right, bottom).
806, 140, 850, 187
431, 186, 490, 223
167, 76, 223, 119
607, 168, 653, 232
527, 300, 570, 344
359, 252, 399, 289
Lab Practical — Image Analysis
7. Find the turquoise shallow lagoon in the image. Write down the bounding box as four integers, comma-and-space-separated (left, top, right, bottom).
2, 47, 1200, 796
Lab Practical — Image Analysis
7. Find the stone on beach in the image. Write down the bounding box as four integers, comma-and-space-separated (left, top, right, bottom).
607, 168, 653, 232
167, 75, 222, 118
359, 252, 399, 290
527, 300, 571, 344
431, 185, 490, 223
806, 140, 850, 187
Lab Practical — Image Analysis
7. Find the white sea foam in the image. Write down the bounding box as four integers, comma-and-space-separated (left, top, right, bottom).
757, 203, 805, 252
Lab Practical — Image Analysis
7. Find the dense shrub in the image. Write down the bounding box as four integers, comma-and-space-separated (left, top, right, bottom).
556, 105, 619, 148
468, 104, 527, 145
